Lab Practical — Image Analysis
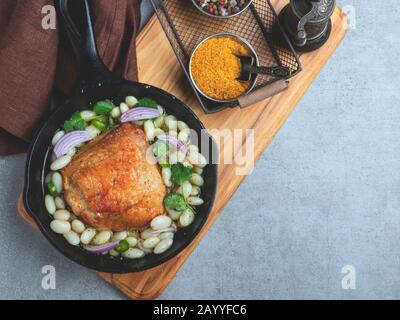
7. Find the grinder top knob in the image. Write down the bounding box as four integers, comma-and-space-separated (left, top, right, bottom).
279, 0, 336, 51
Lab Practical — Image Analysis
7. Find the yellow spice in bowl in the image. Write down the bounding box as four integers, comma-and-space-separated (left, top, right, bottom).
190, 36, 252, 100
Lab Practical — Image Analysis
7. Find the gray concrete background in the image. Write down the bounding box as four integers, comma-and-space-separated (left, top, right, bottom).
0, 0, 399, 299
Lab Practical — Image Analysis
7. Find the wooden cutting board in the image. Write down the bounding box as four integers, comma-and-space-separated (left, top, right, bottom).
18, 1, 348, 299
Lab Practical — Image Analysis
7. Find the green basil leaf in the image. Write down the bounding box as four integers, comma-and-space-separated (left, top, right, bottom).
46, 181, 58, 197
136, 97, 158, 109
164, 193, 188, 211
92, 119, 107, 132
94, 100, 114, 115
70, 111, 83, 122
116, 240, 130, 252
73, 119, 87, 130
64, 112, 87, 132
171, 162, 193, 185
63, 120, 75, 133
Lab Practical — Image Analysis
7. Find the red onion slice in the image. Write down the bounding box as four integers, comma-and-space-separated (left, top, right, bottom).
54, 130, 92, 158
157, 134, 185, 150
147, 226, 177, 236
121, 107, 161, 123
84, 241, 119, 254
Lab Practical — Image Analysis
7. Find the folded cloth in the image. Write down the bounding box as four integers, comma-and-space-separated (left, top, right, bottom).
0, 0, 141, 155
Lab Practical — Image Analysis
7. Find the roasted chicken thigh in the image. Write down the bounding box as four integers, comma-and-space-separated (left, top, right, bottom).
61, 123, 167, 231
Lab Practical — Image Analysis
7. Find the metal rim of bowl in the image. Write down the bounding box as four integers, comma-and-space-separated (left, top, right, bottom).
189, 32, 260, 104
191, 0, 254, 19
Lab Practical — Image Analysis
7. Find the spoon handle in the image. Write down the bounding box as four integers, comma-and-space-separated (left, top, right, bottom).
249, 65, 292, 78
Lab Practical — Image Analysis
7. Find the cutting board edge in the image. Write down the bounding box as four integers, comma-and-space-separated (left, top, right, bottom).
16, 5, 348, 300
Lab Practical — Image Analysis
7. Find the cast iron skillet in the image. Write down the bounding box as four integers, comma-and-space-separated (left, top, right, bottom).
23, 0, 218, 273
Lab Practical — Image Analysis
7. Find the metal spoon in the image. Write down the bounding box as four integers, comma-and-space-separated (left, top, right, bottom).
236, 55, 292, 82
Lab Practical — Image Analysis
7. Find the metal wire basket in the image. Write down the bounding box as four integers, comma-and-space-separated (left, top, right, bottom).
150, 0, 301, 113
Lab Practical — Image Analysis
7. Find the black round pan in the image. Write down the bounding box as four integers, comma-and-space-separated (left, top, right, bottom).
23, 0, 218, 273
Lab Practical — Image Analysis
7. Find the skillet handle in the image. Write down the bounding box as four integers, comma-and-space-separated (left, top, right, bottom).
55, 0, 116, 85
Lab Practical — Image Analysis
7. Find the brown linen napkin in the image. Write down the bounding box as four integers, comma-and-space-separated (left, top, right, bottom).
0, 0, 141, 156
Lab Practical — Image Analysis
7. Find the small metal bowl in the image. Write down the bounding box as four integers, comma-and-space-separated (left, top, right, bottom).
191, 0, 253, 19
189, 32, 259, 104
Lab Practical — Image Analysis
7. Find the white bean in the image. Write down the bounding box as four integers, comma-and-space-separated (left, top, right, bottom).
45, 195, 56, 215
126, 236, 138, 247
178, 129, 190, 144
85, 125, 100, 138
176, 185, 183, 195
177, 121, 188, 131
153, 115, 164, 128
112, 231, 127, 241
125, 96, 138, 107
50, 155, 71, 171
51, 172, 63, 193
54, 209, 70, 221
144, 120, 155, 141
110, 107, 121, 118
120, 102, 129, 113
154, 128, 165, 137
182, 160, 193, 168
71, 219, 85, 233
166, 208, 181, 221
50, 220, 71, 234
190, 173, 204, 187
177, 150, 186, 163
187, 144, 199, 153
81, 110, 96, 121
109, 249, 120, 257
52, 131, 65, 146
122, 248, 144, 259
181, 181, 192, 199
157, 105, 164, 115
169, 151, 179, 165
151, 215, 172, 230
167, 121, 178, 131
67, 147, 77, 157
141, 228, 156, 240
160, 232, 174, 240
64, 231, 80, 246
193, 166, 203, 175
190, 186, 201, 196
165, 115, 177, 130
127, 230, 139, 238
188, 197, 204, 206
168, 130, 178, 137
138, 241, 153, 254
92, 230, 112, 245
142, 236, 160, 249
45, 172, 53, 184
179, 209, 195, 227
162, 167, 172, 187
187, 151, 207, 167
134, 120, 144, 126
80, 228, 97, 245
154, 238, 173, 254
54, 196, 65, 209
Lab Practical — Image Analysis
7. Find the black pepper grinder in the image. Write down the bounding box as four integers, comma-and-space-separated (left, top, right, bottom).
279, 0, 336, 52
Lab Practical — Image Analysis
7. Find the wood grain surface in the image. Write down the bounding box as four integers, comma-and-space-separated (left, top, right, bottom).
17, 1, 348, 300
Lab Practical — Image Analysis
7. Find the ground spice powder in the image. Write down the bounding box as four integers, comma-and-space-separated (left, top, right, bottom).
191, 36, 252, 100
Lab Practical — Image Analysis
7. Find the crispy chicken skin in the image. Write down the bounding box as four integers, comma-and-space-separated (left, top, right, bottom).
61, 123, 167, 231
